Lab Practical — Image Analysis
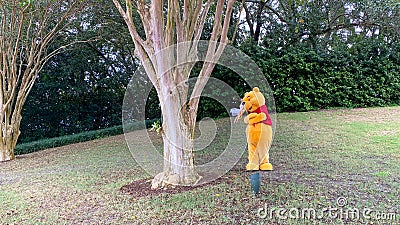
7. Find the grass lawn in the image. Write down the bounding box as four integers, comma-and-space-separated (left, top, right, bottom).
0, 107, 399, 224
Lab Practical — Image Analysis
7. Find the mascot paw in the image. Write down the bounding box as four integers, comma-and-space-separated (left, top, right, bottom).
246, 163, 259, 171
260, 163, 273, 171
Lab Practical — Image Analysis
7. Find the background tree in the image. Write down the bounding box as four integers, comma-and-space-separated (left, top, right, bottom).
0, 0, 85, 161
113, 0, 237, 188
238, 0, 400, 111
240, 0, 399, 48
20, 0, 138, 142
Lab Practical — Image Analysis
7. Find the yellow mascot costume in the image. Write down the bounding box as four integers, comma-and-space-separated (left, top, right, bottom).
239, 87, 273, 171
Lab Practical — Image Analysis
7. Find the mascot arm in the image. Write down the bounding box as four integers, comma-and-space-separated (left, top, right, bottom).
244, 113, 267, 125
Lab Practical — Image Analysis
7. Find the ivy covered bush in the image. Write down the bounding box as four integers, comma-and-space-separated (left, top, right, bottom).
239, 39, 400, 112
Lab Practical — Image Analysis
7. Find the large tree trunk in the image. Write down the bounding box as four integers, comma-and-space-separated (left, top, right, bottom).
0, 137, 17, 162
0, 124, 20, 162
113, 0, 236, 188
151, 89, 201, 188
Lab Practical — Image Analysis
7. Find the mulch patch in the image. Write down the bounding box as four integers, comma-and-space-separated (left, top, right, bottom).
120, 175, 233, 198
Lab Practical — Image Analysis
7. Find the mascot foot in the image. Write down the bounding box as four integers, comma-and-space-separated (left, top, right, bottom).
260, 163, 273, 171
246, 163, 259, 171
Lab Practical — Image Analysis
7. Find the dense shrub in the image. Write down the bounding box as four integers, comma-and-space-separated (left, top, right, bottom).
240, 40, 400, 112
19, 37, 400, 148
15, 119, 158, 155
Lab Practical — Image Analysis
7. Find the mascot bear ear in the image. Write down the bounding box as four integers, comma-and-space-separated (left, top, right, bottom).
253, 87, 260, 92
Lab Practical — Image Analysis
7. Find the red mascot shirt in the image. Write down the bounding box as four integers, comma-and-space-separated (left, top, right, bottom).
253, 105, 272, 126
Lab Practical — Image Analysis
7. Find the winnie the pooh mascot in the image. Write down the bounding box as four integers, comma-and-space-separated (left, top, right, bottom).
237, 87, 273, 171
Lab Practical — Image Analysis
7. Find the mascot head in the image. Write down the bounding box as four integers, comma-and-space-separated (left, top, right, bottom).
242, 87, 265, 113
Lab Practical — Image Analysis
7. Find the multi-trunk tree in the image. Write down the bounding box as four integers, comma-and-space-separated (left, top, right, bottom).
20, 0, 137, 143
0, 0, 85, 161
113, 0, 236, 188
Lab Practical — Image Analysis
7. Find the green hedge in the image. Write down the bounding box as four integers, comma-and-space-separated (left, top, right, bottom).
239, 41, 400, 112
190, 39, 400, 116
16, 38, 400, 153
15, 119, 159, 155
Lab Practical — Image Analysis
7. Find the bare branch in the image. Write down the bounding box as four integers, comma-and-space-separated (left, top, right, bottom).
193, 0, 213, 41
39, 38, 99, 70
264, 3, 287, 23
190, 0, 236, 105
112, 0, 147, 50
209, 0, 225, 43
136, 0, 152, 43
113, 0, 159, 88
0, 0, 90, 161
173, 0, 184, 43
243, 2, 255, 35
165, 0, 175, 46
151, 0, 164, 53
231, 0, 246, 43
126, 0, 133, 24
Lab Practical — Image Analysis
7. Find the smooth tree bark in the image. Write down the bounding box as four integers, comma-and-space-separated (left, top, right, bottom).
113, 0, 236, 188
0, 0, 84, 162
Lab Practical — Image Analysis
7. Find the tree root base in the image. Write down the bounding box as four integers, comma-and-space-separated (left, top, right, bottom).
151, 172, 202, 189
0, 152, 15, 162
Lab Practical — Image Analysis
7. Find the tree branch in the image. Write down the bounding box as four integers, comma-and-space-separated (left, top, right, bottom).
190, 0, 235, 106
150, 0, 164, 53
112, 0, 147, 51
243, 3, 255, 36
193, 0, 213, 41
318, 22, 381, 36
231, 0, 245, 43
264, 3, 287, 23
165, 0, 175, 46
136, 0, 152, 44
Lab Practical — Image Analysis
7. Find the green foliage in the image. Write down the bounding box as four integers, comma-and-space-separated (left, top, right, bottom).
15, 126, 121, 155
19, 0, 33, 8
238, 38, 400, 112
149, 120, 162, 134
16, 0, 400, 153
19, 0, 137, 143
15, 118, 158, 155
